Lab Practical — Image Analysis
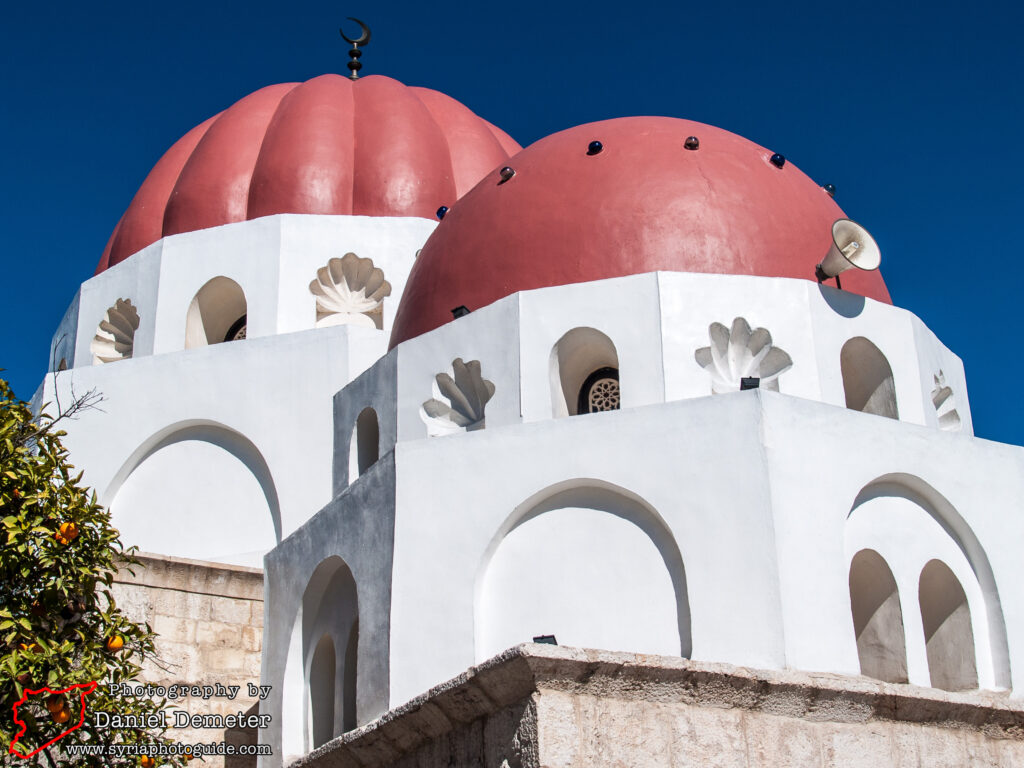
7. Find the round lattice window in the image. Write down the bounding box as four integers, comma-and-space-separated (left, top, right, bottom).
577, 367, 621, 414
225, 315, 247, 342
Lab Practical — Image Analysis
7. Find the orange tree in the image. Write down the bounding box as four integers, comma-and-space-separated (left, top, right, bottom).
0, 379, 188, 767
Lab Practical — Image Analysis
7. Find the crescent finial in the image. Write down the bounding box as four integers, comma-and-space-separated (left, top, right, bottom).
340, 17, 371, 79
340, 17, 371, 46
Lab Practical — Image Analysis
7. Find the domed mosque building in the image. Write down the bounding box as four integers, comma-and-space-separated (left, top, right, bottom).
37, 24, 1024, 768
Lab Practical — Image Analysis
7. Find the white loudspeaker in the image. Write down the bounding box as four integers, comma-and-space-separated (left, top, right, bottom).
816, 219, 881, 281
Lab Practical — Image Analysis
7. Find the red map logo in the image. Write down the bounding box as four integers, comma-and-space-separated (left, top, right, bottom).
8, 681, 97, 759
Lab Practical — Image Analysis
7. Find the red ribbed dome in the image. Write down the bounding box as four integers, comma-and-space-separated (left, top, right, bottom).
390, 116, 892, 348
96, 75, 521, 273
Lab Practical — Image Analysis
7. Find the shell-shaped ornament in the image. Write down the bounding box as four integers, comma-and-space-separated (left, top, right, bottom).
931, 370, 962, 431
310, 253, 392, 329
695, 317, 793, 393
90, 298, 140, 364
422, 358, 496, 435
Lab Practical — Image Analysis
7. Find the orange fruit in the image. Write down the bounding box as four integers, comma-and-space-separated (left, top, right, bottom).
140, 755, 155, 768
105, 635, 125, 652
46, 694, 66, 714
52, 707, 71, 724
55, 521, 79, 544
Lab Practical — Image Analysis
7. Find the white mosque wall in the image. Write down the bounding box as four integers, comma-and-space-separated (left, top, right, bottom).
48, 213, 436, 373
48, 287, 81, 372
386, 394, 783, 707
332, 272, 973, 477
38, 322, 387, 566
761, 394, 1021, 692
43, 258, 980, 580
326, 268, 983, 602
261, 455, 397, 764
256, 271, 1022, 764
262, 388, 1024, 768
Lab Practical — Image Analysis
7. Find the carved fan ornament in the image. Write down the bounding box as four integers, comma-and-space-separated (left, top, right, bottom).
90, 298, 140, 364
931, 370, 962, 431
422, 358, 495, 435
309, 253, 392, 329
694, 317, 793, 393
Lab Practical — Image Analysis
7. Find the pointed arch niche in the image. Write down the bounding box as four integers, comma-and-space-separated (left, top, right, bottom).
475, 480, 690, 662
185, 276, 248, 348
849, 549, 908, 683
549, 328, 620, 417
840, 337, 898, 419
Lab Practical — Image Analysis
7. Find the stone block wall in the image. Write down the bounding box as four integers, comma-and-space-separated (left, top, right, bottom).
292, 645, 1024, 768
112, 553, 264, 768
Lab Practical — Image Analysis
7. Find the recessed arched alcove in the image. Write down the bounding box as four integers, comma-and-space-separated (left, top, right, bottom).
301, 556, 359, 747
475, 479, 690, 662
106, 421, 280, 567
840, 337, 898, 419
549, 328, 620, 417
849, 549, 908, 683
919, 559, 978, 692
847, 473, 1009, 691
185, 276, 248, 348
309, 635, 336, 748
349, 407, 380, 481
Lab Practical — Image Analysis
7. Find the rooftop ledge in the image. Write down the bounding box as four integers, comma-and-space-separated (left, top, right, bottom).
293, 645, 1024, 768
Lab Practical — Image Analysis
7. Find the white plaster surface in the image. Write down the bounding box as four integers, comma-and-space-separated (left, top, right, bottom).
39, 321, 387, 563
111, 438, 274, 567
478, 505, 681, 660
48, 213, 434, 369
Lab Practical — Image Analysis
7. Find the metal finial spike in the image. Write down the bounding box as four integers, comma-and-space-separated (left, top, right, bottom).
340, 17, 371, 80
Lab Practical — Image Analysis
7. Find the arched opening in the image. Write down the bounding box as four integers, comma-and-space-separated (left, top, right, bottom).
919, 559, 978, 691
476, 480, 689, 661
185, 276, 248, 349
349, 408, 380, 480
840, 337, 898, 419
302, 557, 359, 745
549, 328, 620, 417
849, 549, 908, 683
309, 635, 335, 749
107, 422, 280, 567
847, 474, 1009, 691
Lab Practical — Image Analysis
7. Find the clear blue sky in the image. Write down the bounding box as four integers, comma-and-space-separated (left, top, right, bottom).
2, 0, 1022, 445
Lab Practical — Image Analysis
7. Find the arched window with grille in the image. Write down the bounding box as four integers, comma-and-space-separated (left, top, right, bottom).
549, 328, 620, 417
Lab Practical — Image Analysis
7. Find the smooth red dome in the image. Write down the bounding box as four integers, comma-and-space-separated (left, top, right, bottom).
96, 75, 521, 273
390, 116, 892, 348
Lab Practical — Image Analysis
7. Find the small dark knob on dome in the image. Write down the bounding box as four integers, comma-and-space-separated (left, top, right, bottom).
684, 136, 700, 150
436, 205, 449, 220
770, 153, 786, 168
822, 183, 836, 197
499, 166, 516, 183
587, 141, 603, 155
